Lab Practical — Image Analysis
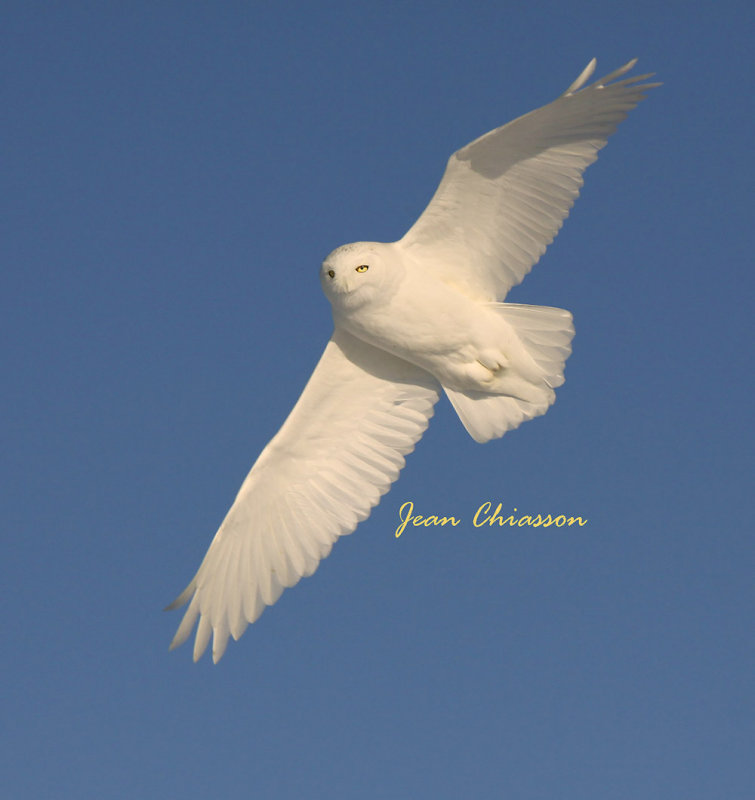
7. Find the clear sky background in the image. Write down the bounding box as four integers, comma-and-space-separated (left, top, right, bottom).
3, 2, 752, 798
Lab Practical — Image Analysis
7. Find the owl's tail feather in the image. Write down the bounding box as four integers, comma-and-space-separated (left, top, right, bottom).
444, 303, 574, 443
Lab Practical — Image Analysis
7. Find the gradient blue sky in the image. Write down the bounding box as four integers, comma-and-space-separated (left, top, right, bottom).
3, 2, 752, 798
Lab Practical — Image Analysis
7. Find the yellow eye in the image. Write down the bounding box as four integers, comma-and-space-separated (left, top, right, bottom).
355, 264, 369, 273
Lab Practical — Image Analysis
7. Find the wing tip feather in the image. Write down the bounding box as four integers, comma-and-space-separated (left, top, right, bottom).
565, 58, 661, 97
163, 578, 196, 612
563, 57, 597, 95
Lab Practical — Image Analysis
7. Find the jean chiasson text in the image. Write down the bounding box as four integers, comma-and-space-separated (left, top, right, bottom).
395, 500, 588, 538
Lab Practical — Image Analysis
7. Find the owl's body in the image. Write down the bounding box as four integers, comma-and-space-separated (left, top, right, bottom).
322, 240, 559, 408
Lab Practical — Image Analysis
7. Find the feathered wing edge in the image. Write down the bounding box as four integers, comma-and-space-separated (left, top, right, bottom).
399, 59, 661, 301
167, 329, 440, 662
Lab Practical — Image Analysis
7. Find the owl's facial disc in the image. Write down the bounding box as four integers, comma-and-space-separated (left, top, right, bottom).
320, 241, 402, 311
324, 262, 368, 286
321, 262, 370, 295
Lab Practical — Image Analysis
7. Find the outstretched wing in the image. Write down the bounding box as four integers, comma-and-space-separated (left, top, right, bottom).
399, 59, 660, 301
167, 329, 440, 662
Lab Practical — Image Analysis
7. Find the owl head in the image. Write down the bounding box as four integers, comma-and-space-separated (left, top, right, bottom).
320, 241, 404, 311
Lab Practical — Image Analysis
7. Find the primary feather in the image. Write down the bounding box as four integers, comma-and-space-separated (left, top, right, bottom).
169, 59, 658, 661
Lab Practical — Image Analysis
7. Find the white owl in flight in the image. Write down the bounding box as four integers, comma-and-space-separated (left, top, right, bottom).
168, 59, 658, 661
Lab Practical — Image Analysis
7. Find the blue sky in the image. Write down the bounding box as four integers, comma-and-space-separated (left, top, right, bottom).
3, 2, 752, 797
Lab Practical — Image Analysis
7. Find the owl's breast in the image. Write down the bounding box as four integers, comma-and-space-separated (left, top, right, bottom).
333, 272, 523, 392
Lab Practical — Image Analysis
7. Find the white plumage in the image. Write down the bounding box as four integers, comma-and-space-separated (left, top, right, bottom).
168, 59, 658, 661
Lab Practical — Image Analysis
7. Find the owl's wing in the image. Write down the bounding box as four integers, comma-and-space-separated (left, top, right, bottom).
399, 59, 660, 301
167, 329, 440, 662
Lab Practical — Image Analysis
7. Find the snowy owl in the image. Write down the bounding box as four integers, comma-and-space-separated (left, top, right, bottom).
168, 59, 658, 662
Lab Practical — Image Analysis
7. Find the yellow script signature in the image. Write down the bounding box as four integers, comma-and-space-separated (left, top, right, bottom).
395, 500, 588, 538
